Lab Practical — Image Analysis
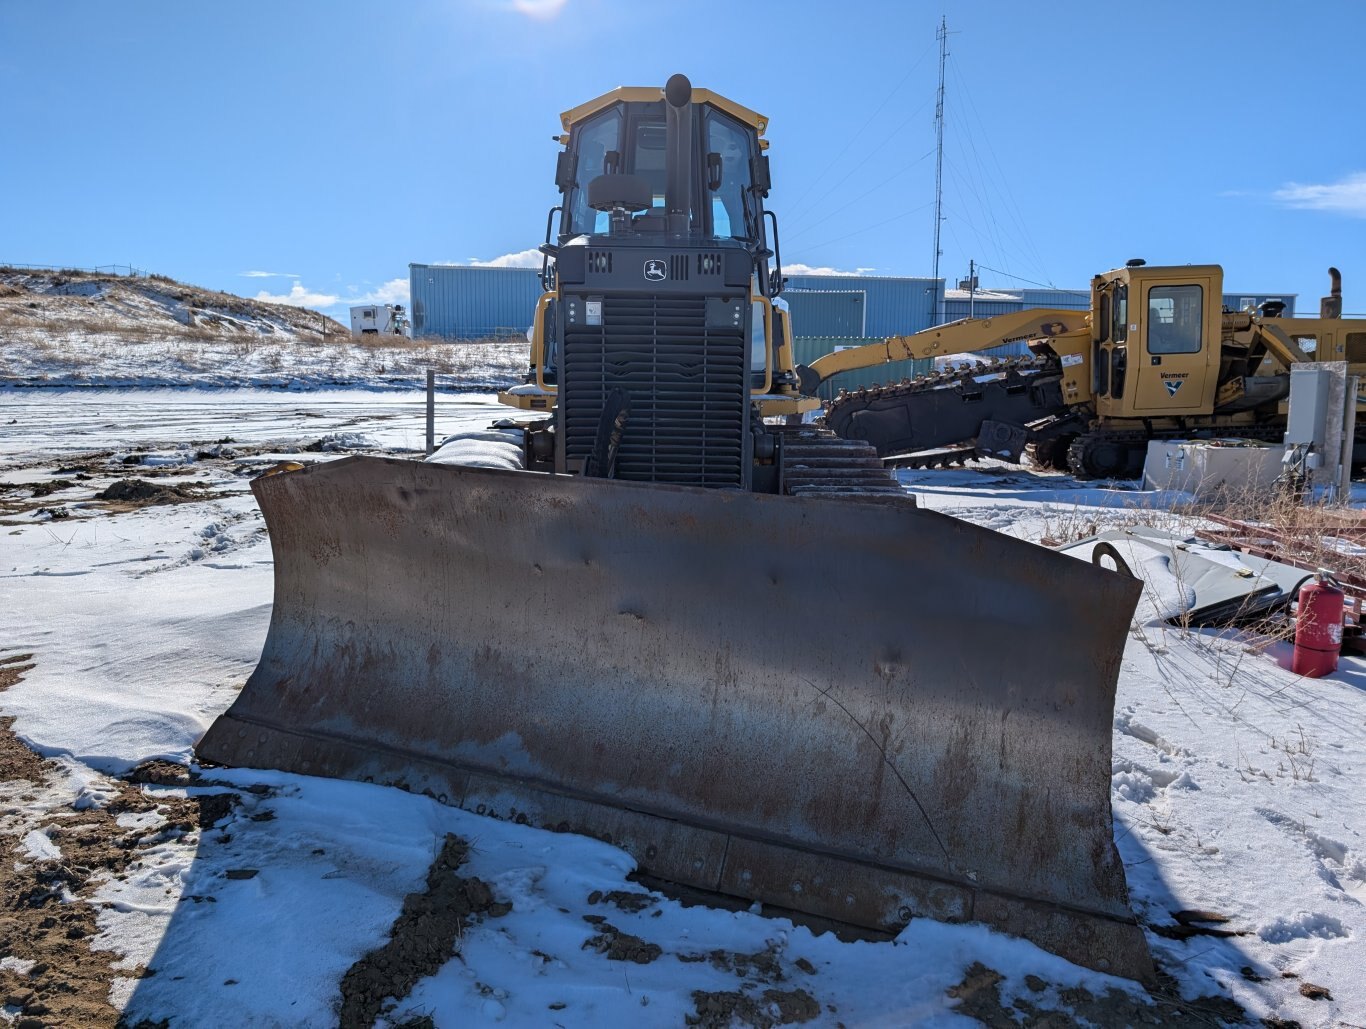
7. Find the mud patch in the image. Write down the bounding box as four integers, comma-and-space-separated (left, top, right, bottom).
586, 888, 656, 914
946, 961, 1247, 1027
29, 478, 76, 498
688, 987, 820, 1028
94, 478, 209, 505
703, 944, 786, 983
580, 920, 662, 964
0, 659, 204, 1028
338, 833, 510, 1029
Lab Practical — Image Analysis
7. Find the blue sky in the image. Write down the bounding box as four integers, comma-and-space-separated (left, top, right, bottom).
2, 0, 1363, 317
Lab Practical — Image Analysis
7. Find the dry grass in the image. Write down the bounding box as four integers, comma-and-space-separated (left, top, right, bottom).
1031, 468, 1366, 685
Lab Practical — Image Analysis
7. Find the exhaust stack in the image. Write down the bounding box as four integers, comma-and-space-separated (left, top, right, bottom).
1321, 267, 1343, 319
664, 73, 694, 235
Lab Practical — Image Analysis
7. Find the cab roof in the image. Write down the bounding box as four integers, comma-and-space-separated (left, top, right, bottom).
558, 86, 769, 149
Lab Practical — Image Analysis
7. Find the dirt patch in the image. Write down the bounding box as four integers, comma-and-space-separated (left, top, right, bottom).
0, 660, 140, 1026
29, 479, 76, 498
688, 987, 820, 1028
338, 833, 511, 1029
1, 652, 37, 690
0, 658, 235, 1028
1297, 981, 1332, 1001
93, 478, 208, 505
586, 888, 656, 914
703, 944, 786, 983
580, 920, 662, 964
946, 961, 1247, 1028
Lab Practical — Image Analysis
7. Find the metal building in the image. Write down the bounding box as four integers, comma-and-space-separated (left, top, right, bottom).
785, 273, 941, 338
781, 274, 942, 396
783, 289, 866, 337
409, 264, 543, 340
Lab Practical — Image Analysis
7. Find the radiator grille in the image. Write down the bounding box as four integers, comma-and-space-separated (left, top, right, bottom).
562, 295, 747, 488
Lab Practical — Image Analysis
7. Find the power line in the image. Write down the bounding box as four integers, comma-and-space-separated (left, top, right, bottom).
783, 41, 936, 224
974, 263, 1090, 299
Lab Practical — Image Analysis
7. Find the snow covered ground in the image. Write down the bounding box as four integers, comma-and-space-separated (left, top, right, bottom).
2, 388, 1364, 1027
0, 333, 527, 392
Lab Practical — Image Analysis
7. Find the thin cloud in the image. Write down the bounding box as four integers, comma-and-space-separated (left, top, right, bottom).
240, 270, 299, 279
784, 263, 868, 277
469, 248, 542, 268
1273, 172, 1366, 217
255, 283, 340, 308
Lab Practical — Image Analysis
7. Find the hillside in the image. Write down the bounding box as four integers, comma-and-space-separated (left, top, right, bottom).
0, 267, 349, 341
0, 267, 527, 391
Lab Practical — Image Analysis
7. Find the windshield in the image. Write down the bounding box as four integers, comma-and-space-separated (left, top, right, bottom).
563, 101, 761, 242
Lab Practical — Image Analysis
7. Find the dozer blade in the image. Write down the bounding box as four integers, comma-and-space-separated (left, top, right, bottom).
198, 456, 1151, 980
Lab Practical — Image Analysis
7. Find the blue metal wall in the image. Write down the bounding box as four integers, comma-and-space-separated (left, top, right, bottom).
409, 264, 543, 340
783, 290, 867, 337
783, 278, 939, 397
940, 297, 1019, 322
785, 274, 941, 338
1018, 288, 1091, 311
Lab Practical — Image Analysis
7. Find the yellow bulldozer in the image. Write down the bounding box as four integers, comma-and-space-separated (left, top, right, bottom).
812, 264, 1363, 476
199, 76, 1154, 979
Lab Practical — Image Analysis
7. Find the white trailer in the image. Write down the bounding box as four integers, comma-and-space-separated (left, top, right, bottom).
350, 304, 410, 336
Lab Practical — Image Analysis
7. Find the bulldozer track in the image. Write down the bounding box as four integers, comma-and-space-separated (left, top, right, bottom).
1065, 425, 1296, 480
775, 426, 907, 496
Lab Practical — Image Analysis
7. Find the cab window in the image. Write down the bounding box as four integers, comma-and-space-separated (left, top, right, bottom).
1147, 285, 1203, 354
567, 107, 623, 235
1112, 285, 1128, 344
705, 110, 755, 241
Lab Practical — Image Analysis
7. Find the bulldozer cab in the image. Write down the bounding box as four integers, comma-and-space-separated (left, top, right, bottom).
559, 94, 765, 245
504, 76, 818, 425
1091, 263, 1223, 418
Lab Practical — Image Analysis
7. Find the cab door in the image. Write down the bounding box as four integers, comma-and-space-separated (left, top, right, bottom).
1091, 280, 1128, 417
1132, 277, 1216, 414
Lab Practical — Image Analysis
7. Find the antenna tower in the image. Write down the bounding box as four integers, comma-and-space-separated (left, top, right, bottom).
931, 15, 948, 323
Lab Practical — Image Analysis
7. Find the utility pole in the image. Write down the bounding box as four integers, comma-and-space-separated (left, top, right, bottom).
930, 16, 949, 325
968, 258, 975, 319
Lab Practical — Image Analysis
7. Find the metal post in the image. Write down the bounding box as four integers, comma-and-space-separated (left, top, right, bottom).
426, 369, 436, 456
968, 258, 975, 319
1341, 374, 1358, 502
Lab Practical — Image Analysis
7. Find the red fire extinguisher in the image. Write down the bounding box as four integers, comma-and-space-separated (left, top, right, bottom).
1292, 571, 1345, 678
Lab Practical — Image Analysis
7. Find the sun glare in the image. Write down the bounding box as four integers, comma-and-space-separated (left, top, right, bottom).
510, 0, 567, 19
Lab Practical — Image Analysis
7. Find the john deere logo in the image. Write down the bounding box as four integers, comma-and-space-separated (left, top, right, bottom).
1164, 379, 1183, 397
643, 259, 668, 281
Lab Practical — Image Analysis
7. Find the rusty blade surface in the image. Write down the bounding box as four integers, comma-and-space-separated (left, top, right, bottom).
197, 456, 1150, 979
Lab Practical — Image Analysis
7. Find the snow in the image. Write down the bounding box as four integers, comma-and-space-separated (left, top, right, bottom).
0, 328, 527, 392
20, 828, 62, 862
3, 387, 1366, 1026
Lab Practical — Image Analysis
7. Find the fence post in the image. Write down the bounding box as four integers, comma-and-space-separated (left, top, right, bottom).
426, 369, 436, 456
